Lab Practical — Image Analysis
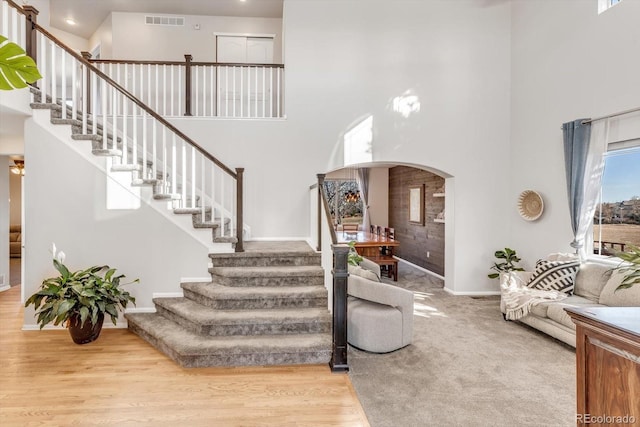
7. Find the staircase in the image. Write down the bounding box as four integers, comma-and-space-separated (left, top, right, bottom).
29, 90, 235, 246
125, 241, 332, 367
1, 1, 333, 369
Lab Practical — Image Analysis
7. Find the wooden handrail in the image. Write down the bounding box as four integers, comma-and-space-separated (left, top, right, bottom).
89, 58, 285, 69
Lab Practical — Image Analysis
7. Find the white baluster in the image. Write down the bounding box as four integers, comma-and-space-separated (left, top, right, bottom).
162, 64, 167, 116
201, 156, 205, 219
142, 113, 147, 179
232, 66, 236, 118
191, 146, 196, 209
181, 140, 187, 207
39, 35, 47, 103
225, 66, 229, 117
172, 134, 177, 196
211, 163, 216, 234
155, 64, 159, 112
210, 66, 215, 117
240, 66, 244, 118
216, 65, 221, 117
277, 67, 281, 118
202, 65, 207, 116
60, 50, 66, 119
81, 64, 87, 134
269, 67, 273, 118
152, 119, 157, 180
195, 65, 200, 116
91, 72, 97, 134
102, 79, 107, 149
262, 66, 266, 118
170, 65, 175, 116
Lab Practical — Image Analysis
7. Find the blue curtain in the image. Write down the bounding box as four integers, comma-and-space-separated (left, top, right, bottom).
562, 119, 592, 252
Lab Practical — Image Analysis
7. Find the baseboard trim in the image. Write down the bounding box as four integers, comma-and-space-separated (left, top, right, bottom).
153, 291, 185, 298
179, 278, 209, 284
443, 288, 501, 296
395, 257, 445, 280
125, 307, 156, 314
0, 285, 11, 293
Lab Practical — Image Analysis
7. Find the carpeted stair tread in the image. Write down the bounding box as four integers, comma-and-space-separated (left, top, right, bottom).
155, 297, 330, 323
125, 312, 332, 367
210, 265, 324, 278
182, 282, 327, 299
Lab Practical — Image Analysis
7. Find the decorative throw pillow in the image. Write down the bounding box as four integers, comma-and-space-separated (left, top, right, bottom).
526, 259, 580, 294
598, 270, 640, 307
348, 264, 381, 282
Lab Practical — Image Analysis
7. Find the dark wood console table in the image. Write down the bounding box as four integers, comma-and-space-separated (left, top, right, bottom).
566, 307, 640, 427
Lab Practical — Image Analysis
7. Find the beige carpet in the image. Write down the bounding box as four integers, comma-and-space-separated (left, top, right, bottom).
348, 261, 575, 427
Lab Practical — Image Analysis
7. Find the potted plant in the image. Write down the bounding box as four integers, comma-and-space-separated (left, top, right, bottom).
347, 240, 363, 266
488, 247, 525, 279
25, 244, 138, 344
614, 245, 640, 290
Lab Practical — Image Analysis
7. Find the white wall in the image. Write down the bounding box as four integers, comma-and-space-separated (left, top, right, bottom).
109, 12, 283, 63
368, 167, 389, 227
89, 14, 113, 57
509, 0, 640, 269
49, 27, 89, 53
168, 0, 513, 294
9, 171, 21, 226
22, 115, 211, 326
0, 157, 9, 291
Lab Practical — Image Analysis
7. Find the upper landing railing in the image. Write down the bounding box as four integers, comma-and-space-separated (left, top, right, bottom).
87, 55, 285, 119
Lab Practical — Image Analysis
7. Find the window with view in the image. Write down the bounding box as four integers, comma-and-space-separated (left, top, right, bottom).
593, 147, 640, 256
323, 180, 364, 228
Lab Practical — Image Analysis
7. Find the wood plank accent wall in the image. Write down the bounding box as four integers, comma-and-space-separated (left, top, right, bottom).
389, 166, 445, 276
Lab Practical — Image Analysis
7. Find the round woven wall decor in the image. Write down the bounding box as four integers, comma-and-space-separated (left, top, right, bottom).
518, 190, 544, 221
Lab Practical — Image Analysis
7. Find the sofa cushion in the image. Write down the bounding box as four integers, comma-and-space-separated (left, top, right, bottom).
546, 296, 603, 330
598, 270, 640, 307
574, 262, 612, 302
348, 264, 380, 282
527, 259, 580, 294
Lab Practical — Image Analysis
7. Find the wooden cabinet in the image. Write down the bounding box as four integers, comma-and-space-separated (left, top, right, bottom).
566, 307, 640, 427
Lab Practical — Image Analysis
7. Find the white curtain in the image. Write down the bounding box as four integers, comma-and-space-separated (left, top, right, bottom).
577, 120, 609, 258
356, 168, 370, 232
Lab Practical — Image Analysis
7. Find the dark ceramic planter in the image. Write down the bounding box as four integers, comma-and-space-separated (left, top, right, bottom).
68, 313, 104, 344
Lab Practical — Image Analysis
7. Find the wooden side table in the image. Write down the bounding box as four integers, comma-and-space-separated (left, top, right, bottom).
566, 307, 640, 427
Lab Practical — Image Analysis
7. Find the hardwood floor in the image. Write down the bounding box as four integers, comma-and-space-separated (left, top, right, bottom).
0, 286, 369, 426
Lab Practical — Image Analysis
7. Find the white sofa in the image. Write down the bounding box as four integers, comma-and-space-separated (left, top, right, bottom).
347, 258, 414, 353
500, 255, 640, 347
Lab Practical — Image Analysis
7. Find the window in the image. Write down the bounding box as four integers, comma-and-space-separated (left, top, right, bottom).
593, 146, 640, 255
323, 180, 364, 227
598, 0, 623, 14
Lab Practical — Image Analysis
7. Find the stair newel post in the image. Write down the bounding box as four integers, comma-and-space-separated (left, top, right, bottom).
23, 5, 39, 69
184, 54, 193, 116
330, 244, 349, 372
317, 174, 325, 252
81, 51, 92, 114
235, 168, 244, 253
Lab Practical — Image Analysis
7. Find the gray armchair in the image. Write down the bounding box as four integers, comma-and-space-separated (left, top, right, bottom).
347, 261, 414, 353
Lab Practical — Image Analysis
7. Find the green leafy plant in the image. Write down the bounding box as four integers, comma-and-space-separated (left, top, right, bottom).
613, 245, 640, 291
347, 240, 363, 266
25, 244, 138, 329
0, 34, 42, 90
488, 248, 525, 279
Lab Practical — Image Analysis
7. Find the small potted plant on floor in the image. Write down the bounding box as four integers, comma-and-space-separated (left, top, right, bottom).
25, 244, 138, 344
488, 247, 525, 279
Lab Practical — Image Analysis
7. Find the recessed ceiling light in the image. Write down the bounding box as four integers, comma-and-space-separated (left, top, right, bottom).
65, 18, 76, 26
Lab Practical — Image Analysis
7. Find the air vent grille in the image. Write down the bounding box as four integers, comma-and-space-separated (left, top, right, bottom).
145, 16, 185, 26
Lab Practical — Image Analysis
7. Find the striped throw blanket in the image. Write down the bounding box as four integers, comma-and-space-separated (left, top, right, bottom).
501, 274, 568, 320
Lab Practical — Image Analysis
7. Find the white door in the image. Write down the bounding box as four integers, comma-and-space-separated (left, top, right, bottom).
216, 36, 275, 117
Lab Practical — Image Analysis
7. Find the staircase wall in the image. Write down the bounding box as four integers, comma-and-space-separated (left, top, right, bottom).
22, 116, 211, 328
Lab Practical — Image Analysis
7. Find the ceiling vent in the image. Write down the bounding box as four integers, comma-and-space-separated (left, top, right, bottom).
145, 16, 185, 26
